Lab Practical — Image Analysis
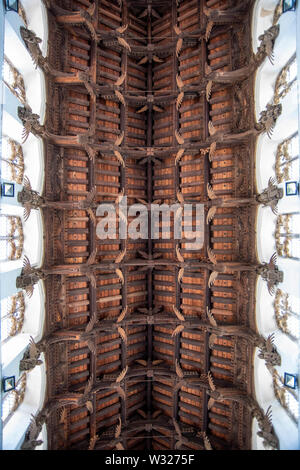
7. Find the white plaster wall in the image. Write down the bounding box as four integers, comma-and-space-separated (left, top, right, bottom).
1, 0, 48, 451
2, 358, 46, 450
252, 0, 300, 451
22, 281, 46, 342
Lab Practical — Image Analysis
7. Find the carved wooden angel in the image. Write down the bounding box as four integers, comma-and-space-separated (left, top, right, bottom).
20, 336, 43, 372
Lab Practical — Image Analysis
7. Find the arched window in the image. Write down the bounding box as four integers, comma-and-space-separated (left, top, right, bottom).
274, 289, 300, 341
1, 292, 26, 342
275, 213, 300, 260
3, 55, 27, 105
274, 53, 297, 105
1, 136, 25, 183
273, 369, 299, 425
0, 215, 24, 261
275, 132, 299, 183
2, 373, 27, 427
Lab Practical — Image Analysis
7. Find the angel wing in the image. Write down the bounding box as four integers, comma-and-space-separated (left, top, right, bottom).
115, 189, 125, 204
268, 252, 277, 269
85, 313, 97, 333
84, 374, 94, 396
209, 333, 218, 349
116, 268, 124, 285
270, 201, 279, 216
115, 417, 122, 439
28, 414, 38, 441
136, 359, 147, 366
114, 150, 125, 167
29, 336, 39, 359
115, 248, 126, 264
87, 3, 95, 17
117, 37, 131, 52
88, 434, 98, 451
268, 176, 277, 189
153, 55, 163, 63
205, 21, 214, 42
176, 38, 183, 58
264, 37, 275, 65
208, 121, 217, 136
23, 175, 32, 191
137, 105, 148, 114
152, 360, 163, 366
173, 419, 182, 440
22, 255, 33, 274
86, 400, 94, 414
116, 24, 128, 34
115, 385, 126, 401
175, 148, 185, 165
205, 62, 212, 76
175, 129, 184, 145
85, 145, 97, 162
203, 432, 213, 450
207, 371, 216, 391
25, 285, 34, 299
172, 324, 185, 337
114, 131, 125, 147
115, 72, 126, 87
207, 247, 217, 265
207, 397, 216, 410
173, 25, 182, 36
208, 271, 219, 288
175, 359, 184, 378
86, 272, 97, 289
207, 307, 217, 327
176, 74, 184, 90
86, 248, 97, 266
177, 191, 185, 205
117, 306, 128, 323
22, 122, 31, 144
87, 339, 96, 354
178, 268, 185, 283
115, 90, 126, 106
116, 366, 128, 383
23, 204, 32, 222
59, 407, 67, 424
117, 326, 127, 344
262, 405, 273, 432
176, 245, 185, 263
209, 142, 217, 162
206, 80, 213, 102
207, 183, 217, 200
265, 333, 275, 353
115, 442, 125, 450
138, 56, 148, 65
87, 208, 96, 226
206, 206, 217, 224
173, 305, 185, 322
267, 282, 276, 296
153, 105, 164, 113
175, 440, 183, 450
85, 186, 97, 207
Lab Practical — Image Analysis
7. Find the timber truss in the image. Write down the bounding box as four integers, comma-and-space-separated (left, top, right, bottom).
19, 0, 282, 451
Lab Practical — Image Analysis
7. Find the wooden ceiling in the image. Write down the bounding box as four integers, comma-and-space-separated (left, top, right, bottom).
18, 0, 281, 451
